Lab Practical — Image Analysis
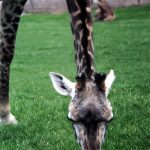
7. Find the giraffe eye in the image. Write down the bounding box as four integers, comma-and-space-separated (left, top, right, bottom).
67, 112, 78, 123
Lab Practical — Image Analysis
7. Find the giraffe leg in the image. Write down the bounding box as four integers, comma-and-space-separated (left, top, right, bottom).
0, 0, 27, 124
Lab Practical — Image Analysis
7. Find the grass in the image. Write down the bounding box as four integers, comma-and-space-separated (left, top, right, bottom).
0, 4, 150, 150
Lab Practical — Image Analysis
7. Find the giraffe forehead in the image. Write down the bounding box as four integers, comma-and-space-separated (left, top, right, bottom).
77, 81, 99, 97
85, 81, 97, 90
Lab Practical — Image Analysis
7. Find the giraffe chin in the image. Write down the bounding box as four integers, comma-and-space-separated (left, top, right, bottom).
0, 113, 18, 125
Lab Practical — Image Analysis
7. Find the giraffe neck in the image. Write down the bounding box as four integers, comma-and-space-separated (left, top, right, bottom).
66, 0, 95, 79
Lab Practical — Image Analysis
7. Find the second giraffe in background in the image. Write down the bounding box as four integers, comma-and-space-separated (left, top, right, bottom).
93, 0, 116, 21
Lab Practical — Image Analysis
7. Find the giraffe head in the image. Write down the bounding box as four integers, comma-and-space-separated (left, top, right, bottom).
49, 69, 115, 150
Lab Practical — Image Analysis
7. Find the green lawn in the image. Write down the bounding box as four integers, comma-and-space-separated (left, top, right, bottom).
0, 5, 150, 150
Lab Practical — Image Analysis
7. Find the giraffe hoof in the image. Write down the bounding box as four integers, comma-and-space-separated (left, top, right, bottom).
0, 113, 18, 125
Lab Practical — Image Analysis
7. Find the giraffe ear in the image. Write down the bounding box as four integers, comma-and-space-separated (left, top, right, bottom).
104, 70, 115, 96
49, 72, 75, 98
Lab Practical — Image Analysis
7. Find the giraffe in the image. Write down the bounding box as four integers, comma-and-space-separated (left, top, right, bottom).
93, 0, 116, 21
50, 0, 115, 150
0, 0, 115, 149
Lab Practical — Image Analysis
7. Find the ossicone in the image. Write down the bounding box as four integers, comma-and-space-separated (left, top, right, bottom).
75, 73, 86, 91
94, 73, 107, 91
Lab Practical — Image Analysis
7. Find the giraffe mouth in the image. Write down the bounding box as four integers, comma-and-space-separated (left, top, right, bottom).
72, 121, 107, 150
